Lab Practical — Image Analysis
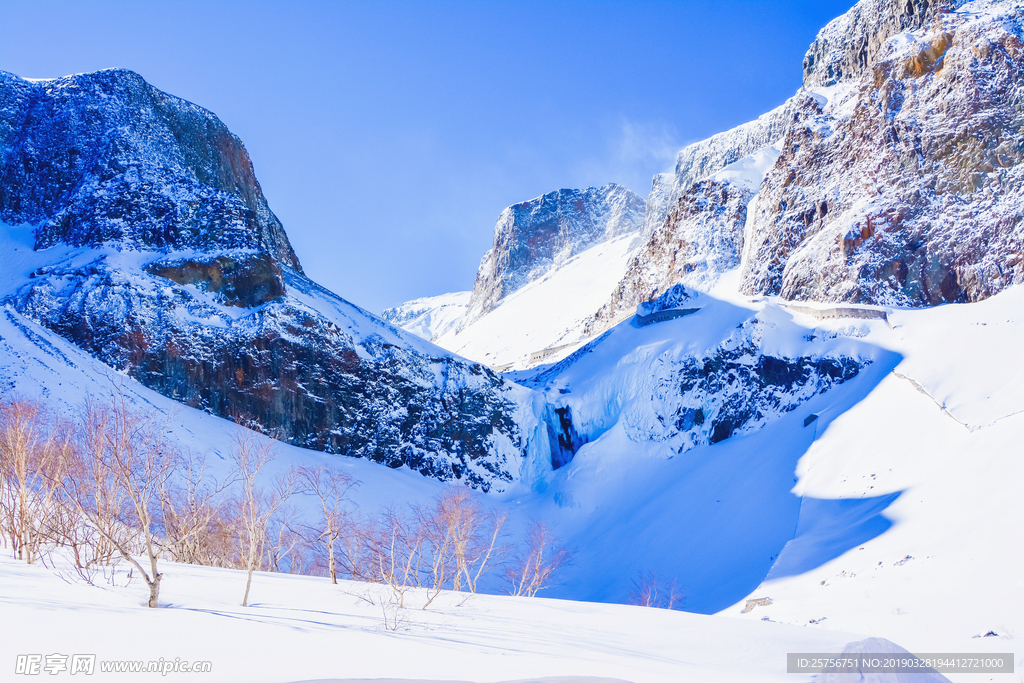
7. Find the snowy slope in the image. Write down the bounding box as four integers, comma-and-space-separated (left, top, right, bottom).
0, 553, 877, 683
726, 288, 1024, 645
507, 275, 1023, 654
3, 277, 1020, 681
434, 233, 640, 370
380, 290, 470, 341
0, 220, 542, 491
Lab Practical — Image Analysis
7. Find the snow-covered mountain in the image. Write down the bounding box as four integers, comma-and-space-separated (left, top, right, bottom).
462, 183, 645, 327
372, 0, 1024, 642
436, 233, 640, 369
741, 0, 1024, 305
0, 70, 540, 491
2, 0, 1023, 670
0, 69, 301, 270
385, 184, 647, 369
380, 290, 469, 341
626, 0, 1024, 315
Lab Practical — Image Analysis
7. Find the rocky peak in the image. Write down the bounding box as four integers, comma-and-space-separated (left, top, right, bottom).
802, 0, 966, 88
0, 69, 540, 490
742, 0, 1024, 306
462, 183, 645, 325
0, 69, 301, 271
641, 97, 802, 239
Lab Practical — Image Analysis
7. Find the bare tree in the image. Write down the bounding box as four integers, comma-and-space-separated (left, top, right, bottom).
58, 394, 177, 607
365, 506, 423, 609
415, 495, 457, 609
628, 571, 681, 610
232, 430, 295, 607
415, 488, 507, 606
0, 398, 71, 564
265, 504, 311, 574
296, 465, 357, 584
159, 449, 234, 566
506, 521, 571, 598
336, 511, 374, 582
440, 490, 508, 594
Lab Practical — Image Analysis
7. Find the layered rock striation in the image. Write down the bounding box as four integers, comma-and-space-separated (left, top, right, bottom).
0, 69, 535, 490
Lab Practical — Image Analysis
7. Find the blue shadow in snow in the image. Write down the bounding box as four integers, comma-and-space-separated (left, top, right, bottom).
765, 492, 902, 580
534, 296, 910, 615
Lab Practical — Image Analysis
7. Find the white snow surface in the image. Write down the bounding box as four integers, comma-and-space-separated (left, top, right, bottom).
380, 291, 471, 341
434, 234, 640, 369
2, 212, 1022, 680
709, 140, 783, 192
1, 552, 869, 683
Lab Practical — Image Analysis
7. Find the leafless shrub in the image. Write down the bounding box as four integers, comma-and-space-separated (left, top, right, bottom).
627, 571, 681, 610
231, 430, 296, 607
0, 397, 72, 564
505, 520, 571, 598
296, 464, 357, 584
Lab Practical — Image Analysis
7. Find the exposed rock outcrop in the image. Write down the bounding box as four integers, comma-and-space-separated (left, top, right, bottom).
145, 253, 286, 308
741, 0, 1024, 305
0, 69, 537, 490
530, 297, 868, 466
586, 178, 755, 335
0, 69, 301, 270
641, 98, 800, 238
802, 0, 965, 88
463, 184, 644, 325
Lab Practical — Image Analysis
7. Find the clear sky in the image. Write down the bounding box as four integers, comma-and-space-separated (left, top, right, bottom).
1, 0, 853, 314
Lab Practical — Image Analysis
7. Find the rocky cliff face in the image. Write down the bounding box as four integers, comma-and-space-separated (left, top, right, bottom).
0, 70, 537, 491
802, 0, 965, 88
741, 0, 1024, 305
586, 180, 753, 335
641, 99, 800, 239
527, 288, 869, 469
0, 69, 300, 270
581, 92, 809, 337
593, 0, 1023, 320
463, 184, 644, 326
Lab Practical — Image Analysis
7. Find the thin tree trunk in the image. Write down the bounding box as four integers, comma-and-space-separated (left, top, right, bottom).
242, 556, 256, 607
148, 574, 162, 608
242, 568, 254, 607
144, 528, 162, 608
328, 539, 337, 584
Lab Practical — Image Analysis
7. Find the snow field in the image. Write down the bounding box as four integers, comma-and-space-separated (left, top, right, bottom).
0, 551, 868, 683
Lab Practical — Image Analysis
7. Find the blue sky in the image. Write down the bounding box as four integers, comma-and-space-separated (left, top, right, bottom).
1, 0, 853, 313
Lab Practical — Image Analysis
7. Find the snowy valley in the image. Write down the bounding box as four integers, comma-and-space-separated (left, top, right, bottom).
2, 0, 1024, 681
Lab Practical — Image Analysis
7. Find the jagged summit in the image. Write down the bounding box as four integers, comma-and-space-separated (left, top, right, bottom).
801, 0, 967, 88
588, 0, 1024, 329
0, 68, 301, 270
462, 183, 644, 326
0, 68, 540, 490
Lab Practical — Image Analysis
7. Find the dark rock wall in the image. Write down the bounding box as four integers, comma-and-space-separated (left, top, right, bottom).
0, 69, 301, 270
14, 259, 525, 490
